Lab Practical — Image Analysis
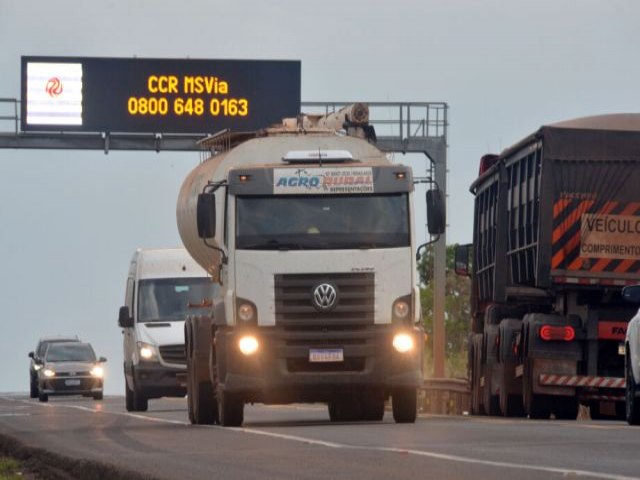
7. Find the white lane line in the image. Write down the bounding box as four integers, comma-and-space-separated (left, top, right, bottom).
0, 413, 31, 417
3, 397, 638, 480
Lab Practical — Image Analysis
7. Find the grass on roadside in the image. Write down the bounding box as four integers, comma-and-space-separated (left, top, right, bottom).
0, 456, 25, 480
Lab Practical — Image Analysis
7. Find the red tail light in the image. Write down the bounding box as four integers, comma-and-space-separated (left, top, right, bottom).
539, 325, 575, 341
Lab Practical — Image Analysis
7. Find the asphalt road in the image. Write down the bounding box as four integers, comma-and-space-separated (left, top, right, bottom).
0, 394, 638, 480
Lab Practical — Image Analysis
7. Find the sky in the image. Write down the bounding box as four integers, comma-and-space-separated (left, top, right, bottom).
1, 0, 640, 394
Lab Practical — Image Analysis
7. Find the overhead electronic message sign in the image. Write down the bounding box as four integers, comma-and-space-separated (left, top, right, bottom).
21, 56, 301, 134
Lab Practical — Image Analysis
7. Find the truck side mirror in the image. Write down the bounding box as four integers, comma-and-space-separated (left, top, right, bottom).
118, 306, 134, 328
197, 193, 216, 238
426, 189, 446, 235
622, 285, 640, 304
28, 351, 34, 359
455, 243, 472, 276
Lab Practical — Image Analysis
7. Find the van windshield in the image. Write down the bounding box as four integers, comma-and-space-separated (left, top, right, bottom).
137, 277, 217, 323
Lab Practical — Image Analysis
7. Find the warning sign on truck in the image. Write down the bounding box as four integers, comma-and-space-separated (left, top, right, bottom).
581, 213, 640, 260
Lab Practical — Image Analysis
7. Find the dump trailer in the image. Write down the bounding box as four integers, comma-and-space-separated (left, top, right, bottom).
177, 105, 441, 426
458, 114, 640, 419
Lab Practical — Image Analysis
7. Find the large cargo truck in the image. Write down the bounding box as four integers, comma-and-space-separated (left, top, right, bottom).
457, 114, 640, 419
177, 105, 444, 426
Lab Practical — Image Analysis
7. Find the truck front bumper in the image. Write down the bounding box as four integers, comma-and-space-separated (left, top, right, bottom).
215, 325, 424, 403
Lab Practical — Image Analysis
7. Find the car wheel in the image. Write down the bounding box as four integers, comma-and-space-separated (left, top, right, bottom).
93, 392, 103, 401
38, 392, 48, 402
30, 377, 38, 399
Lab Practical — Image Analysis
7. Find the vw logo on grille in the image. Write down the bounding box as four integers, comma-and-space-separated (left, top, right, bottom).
311, 283, 339, 312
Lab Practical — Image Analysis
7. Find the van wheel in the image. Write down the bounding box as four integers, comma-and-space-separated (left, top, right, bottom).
217, 390, 243, 427
126, 376, 148, 412
392, 387, 417, 423
125, 380, 134, 411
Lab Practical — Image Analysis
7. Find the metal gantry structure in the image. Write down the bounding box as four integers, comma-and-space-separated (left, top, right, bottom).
0, 98, 449, 378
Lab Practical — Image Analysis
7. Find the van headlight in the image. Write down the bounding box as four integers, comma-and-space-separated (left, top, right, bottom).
137, 342, 156, 360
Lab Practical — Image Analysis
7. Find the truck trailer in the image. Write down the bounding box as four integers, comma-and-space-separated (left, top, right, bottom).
177, 105, 444, 426
457, 114, 640, 419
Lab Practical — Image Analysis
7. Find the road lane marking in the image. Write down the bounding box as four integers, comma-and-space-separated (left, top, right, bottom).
0, 413, 31, 417
3, 397, 638, 480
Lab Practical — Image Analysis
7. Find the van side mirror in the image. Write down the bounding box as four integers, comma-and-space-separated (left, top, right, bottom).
99, 356, 107, 363
197, 193, 216, 238
426, 189, 446, 235
118, 306, 134, 328
622, 285, 640, 304
454, 243, 472, 276
28, 351, 34, 359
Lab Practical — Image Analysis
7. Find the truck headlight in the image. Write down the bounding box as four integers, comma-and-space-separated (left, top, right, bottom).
90, 365, 104, 378
236, 297, 257, 324
392, 333, 415, 353
393, 301, 410, 320
43, 368, 56, 378
392, 295, 413, 325
238, 335, 259, 356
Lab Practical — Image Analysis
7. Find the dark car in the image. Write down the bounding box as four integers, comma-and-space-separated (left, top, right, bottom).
36, 342, 106, 402
28, 336, 80, 398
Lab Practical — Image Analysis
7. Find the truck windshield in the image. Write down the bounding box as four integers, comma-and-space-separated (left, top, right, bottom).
138, 278, 217, 323
236, 193, 410, 250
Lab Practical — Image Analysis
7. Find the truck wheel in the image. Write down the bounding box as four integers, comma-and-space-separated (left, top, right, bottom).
328, 399, 359, 422
483, 363, 500, 416
186, 321, 218, 425
470, 334, 485, 415
523, 360, 550, 419
217, 391, 243, 427
392, 387, 417, 423
626, 353, 640, 425
499, 387, 525, 417
553, 397, 578, 420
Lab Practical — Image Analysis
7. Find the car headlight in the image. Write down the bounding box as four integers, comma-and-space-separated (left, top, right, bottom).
238, 335, 259, 356
137, 342, 156, 360
90, 365, 104, 378
392, 333, 415, 353
43, 368, 56, 378
33, 364, 43, 371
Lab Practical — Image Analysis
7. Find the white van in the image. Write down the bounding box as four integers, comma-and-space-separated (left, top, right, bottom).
117, 248, 216, 412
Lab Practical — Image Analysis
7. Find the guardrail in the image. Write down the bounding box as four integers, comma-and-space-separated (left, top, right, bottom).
420, 378, 470, 415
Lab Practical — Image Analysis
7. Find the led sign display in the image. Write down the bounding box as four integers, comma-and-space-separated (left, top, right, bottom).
21, 56, 301, 134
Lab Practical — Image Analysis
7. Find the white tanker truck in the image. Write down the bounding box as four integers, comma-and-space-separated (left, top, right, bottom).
177, 104, 444, 426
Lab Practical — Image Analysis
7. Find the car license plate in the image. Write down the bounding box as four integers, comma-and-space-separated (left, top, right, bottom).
65, 379, 81, 386
309, 348, 344, 363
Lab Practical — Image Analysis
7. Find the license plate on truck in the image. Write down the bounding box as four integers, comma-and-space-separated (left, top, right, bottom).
65, 379, 81, 386
309, 349, 344, 363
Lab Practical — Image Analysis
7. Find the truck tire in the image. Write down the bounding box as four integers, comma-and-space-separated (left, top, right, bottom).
470, 334, 485, 415
217, 391, 243, 427
626, 352, 640, 425
392, 387, 417, 423
483, 363, 500, 416
523, 359, 550, 419
186, 319, 218, 425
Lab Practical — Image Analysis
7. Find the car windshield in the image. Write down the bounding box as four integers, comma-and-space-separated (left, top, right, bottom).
236, 193, 410, 250
45, 344, 96, 362
137, 277, 218, 323
37, 339, 78, 357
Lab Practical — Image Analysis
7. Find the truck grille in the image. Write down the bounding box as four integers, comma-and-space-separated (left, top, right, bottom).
159, 344, 186, 365
274, 272, 374, 327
